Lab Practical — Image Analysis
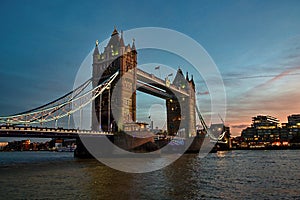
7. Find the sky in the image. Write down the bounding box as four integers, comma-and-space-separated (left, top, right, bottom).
0, 0, 300, 136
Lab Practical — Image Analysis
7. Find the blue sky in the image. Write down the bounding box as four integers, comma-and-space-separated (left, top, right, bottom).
1, 0, 300, 135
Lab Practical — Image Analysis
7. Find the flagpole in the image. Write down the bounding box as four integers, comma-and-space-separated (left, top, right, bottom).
167, 73, 173, 82
155, 66, 161, 79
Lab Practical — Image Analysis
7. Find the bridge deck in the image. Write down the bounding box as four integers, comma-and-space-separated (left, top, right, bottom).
0, 126, 113, 138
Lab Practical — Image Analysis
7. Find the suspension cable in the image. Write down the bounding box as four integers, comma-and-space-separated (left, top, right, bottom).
0, 71, 119, 125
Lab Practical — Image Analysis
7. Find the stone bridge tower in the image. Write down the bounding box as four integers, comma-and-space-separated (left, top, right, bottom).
166, 69, 196, 138
92, 28, 137, 132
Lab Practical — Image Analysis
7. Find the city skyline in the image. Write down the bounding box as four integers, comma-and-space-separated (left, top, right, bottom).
1, 1, 300, 136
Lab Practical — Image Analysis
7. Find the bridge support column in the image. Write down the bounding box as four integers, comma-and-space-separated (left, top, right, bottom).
182, 92, 196, 138
74, 135, 114, 158
166, 69, 196, 138
91, 28, 137, 132
74, 138, 93, 158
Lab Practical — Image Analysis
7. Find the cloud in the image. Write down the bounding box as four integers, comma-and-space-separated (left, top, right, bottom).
223, 36, 300, 135
231, 124, 249, 129
226, 69, 300, 134
250, 66, 300, 91
197, 91, 209, 95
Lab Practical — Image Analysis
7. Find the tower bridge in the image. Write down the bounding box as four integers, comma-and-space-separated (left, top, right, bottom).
0, 27, 226, 154
92, 27, 196, 137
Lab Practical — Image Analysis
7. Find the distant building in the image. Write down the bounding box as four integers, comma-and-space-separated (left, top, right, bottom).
241, 115, 281, 147
22, 140, 31, 151
287, 114, 300, 126
252, 115, 280, 129
282, 114, 300, 143
230, 136, 243, 149
240, 114, 300, 148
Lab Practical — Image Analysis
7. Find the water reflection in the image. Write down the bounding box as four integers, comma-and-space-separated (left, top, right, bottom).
217, 151, 227, 158
0, 151, 300, 199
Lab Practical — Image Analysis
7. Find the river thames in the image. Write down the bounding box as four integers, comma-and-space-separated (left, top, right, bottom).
0, 150, 299, 199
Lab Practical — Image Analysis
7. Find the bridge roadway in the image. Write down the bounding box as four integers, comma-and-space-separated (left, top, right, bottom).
136, 69, 189, 99
0, 125, 113, 138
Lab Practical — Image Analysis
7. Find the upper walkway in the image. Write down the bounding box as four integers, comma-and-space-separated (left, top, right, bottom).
136, 69, 189, 98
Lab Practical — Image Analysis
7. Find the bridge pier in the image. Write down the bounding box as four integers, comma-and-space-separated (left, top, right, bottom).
74, 138, 93, 158
74, 135, 114, 158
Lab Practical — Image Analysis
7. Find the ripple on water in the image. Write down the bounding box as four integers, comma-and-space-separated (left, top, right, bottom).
0, 150, 299, 199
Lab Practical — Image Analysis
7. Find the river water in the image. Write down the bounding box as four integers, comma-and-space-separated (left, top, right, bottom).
0, 150, 299, 199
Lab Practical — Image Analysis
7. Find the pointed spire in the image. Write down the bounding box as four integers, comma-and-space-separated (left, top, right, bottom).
177, 67, 183, 75
186, 71, 189, 81
191, 75, 195, 87
107, 27, 121, 51
111, 26, 118, 36
119, 30, 125, 47
172, 67, 185, 87
132, 38, 136, 51
93, 40, 99, 55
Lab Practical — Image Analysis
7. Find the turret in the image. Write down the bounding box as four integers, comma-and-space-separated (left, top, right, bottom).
190, 75, 195, 89
119, 30, 125, 47
132, 38, 136, 52
93, 40, 100, 63
172, 67, 186, 89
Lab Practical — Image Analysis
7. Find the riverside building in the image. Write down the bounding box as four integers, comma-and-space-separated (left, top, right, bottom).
240, 114, 300, 148
241, 115, 280, 147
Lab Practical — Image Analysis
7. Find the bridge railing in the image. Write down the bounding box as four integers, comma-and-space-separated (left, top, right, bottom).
0, 125, 113, 135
